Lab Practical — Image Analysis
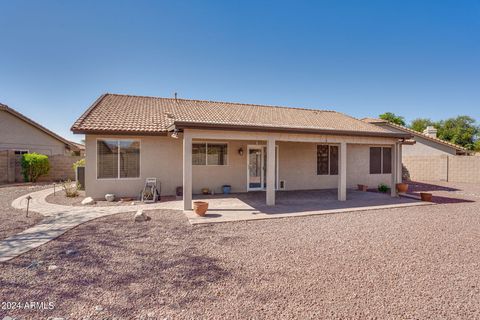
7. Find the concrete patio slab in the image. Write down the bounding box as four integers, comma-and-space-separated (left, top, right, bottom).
185, 189, 431, 224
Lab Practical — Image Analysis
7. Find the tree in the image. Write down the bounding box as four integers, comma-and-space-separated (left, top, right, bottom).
436, 116, 479, 151
379, 112, 406, 126
409, 118, 435, 133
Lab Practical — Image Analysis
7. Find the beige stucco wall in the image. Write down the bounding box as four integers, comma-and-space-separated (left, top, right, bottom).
380, 124, 457, 155
85, 133, 396, 199
0, 110, 67, 155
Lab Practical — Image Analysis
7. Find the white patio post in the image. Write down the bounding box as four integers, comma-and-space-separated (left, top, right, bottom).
183, 131, 193, 210
391, 143, 398, 197
338, 142, 347, 201
397, 143, 403, 183
266, 137, 276, 206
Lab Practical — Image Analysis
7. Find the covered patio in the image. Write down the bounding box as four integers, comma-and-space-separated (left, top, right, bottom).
185, 189, 429, 224
181, 128, 407, 211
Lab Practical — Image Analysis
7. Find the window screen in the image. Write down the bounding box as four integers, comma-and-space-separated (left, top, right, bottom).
370, 147, 382, 174
317, 145, 329, 175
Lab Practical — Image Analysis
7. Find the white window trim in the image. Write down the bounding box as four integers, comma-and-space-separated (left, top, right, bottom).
192, 141, 229, 166
316, 144, 339, 176
96, 138, 141, 180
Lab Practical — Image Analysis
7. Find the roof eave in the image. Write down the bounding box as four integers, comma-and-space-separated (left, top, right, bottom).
171, 122, 412, 139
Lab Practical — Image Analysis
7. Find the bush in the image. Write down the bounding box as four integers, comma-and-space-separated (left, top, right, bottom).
378, 183, 389, 193
21, 153, 50, 182
62, 179, 80, 197
72, 158, 85, 171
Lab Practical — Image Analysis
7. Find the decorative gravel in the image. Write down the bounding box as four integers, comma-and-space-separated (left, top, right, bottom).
0, 183, 51, 240
45, 189, 177, 207
1, 181, 480, 319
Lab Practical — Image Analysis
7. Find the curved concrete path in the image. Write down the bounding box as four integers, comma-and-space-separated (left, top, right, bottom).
0, 188, 182, 262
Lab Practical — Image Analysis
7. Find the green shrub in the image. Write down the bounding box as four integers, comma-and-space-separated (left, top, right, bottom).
21, 153, 50, 182
378, 183, 389, 193
72, 158, 85, 171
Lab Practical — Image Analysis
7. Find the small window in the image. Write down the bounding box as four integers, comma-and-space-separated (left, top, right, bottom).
14, 150, 29, 155
97, 140, 140, 179
370, 147, 392, 174
317, 145, 338, 175
192, 143, 228, 165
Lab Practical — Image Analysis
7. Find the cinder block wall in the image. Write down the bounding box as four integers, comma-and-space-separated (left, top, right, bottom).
403, 155, 480, 184
0, 150, 16, 184
1, 151, 82, 184
37, 155, 83, 182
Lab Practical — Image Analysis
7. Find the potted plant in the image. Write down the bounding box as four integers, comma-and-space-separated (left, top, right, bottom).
357, 184, 368, 192
420, 192, 433, 202
396, 183, 409, 193
222, 185, 232, 194
193, 201, 209, 216
378, 183, 389, 193
201, 188, 210, 195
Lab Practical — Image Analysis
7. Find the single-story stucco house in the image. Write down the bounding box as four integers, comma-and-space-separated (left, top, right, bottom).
71, 93, 413, 210
0, 102, 82, 156
363, 118, 469, 156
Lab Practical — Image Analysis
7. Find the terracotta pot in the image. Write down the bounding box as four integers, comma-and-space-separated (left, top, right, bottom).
193, 201, 209, 216
396, 183, 409, 193
357, 184, 368, 192
420, 192, 432, 202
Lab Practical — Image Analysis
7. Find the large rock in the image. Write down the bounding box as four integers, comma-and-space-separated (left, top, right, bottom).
81, 197, 96, 205
134, 210, 150, 222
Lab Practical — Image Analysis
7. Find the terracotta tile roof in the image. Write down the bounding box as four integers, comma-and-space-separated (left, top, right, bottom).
1, 102, 80, 151
362, 118, 468, 153
71, 93, 410, 138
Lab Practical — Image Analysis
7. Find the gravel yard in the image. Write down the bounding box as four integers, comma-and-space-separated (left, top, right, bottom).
0, 183, 51, 240
1, 181, 480, 319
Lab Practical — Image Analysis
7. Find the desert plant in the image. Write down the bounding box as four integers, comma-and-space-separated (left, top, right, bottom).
21, 153, 50, 182
378, 183, 389, 193
62, 179, 80, 197
72, 158, 85, 171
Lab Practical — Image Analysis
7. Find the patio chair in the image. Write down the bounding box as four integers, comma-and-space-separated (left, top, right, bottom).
141, 178, 160, 203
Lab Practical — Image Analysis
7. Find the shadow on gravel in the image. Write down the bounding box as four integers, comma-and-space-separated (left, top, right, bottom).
407, 181, 460, 192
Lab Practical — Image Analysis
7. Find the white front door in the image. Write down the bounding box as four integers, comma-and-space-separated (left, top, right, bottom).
247, 145, 278, 191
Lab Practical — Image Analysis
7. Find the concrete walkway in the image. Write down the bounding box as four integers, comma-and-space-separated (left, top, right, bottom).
1, 188, 183, 262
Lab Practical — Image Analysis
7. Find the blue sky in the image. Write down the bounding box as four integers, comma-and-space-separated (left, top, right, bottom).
1, 0, 479, 142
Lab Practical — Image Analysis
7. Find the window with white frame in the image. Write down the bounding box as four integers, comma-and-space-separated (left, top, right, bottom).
192, 143, 228, 165
97, 140, 140, 179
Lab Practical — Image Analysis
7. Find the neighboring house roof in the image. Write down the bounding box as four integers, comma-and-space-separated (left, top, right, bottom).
71, 93, 411, 139
362, 118, 469, 154
0, 102, 80, 152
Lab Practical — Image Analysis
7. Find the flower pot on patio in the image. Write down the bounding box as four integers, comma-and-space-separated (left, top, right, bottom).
396, 183, 409, 193
193, 201, 209, 216
420, 192, 432, 202
222, 185, 231, 194
201, 188, 210, 195
357, 184, 368, 192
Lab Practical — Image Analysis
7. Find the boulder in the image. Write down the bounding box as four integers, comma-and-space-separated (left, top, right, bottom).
105, 194, 115, 202
81, 197, 96, 205
47, 265, 58, 271
134, 210, 150, 222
